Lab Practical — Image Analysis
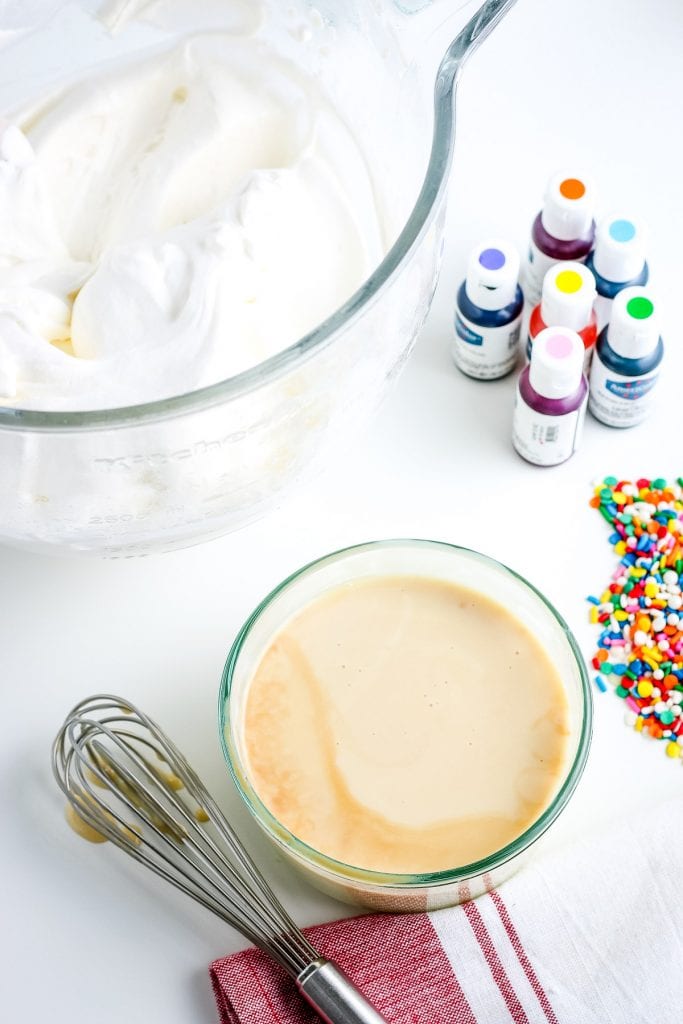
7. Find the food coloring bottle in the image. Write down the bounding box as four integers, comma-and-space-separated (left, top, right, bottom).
527, 262, 597, 371
452, 240, 523, 380
523, 172, 595, 307
588, 287, 662, 428
585, 214, 649, 329
512, 326, 587, 466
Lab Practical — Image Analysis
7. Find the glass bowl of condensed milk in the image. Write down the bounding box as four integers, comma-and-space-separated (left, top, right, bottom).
219, 539, 592, 911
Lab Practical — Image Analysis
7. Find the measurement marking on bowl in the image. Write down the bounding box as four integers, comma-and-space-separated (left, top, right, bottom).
93, 436, 250, 470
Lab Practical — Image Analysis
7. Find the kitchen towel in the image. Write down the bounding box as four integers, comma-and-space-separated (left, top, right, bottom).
210, 798, 682, 1023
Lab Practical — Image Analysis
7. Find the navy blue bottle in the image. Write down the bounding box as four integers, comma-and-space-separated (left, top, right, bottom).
588, 287, 662, 427
452, 240, 524, 380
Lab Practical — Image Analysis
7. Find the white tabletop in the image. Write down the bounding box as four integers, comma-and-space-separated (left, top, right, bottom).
2, 0, 682, 1020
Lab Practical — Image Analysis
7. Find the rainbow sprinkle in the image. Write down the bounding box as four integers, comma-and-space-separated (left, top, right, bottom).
588, 476, 683, 760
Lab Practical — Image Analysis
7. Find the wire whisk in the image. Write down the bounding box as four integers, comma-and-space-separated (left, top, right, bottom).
52, 694, 387, 1024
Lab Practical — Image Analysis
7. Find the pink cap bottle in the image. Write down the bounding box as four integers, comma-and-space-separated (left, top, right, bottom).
513, 327, 588, 466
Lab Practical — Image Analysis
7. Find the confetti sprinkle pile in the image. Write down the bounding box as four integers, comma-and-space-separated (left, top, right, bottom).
588, 476, 683, 760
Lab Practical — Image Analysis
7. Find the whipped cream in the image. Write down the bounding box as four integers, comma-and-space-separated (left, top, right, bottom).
0, 13, 383, 410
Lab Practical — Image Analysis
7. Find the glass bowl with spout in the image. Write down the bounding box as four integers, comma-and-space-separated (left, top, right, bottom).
0, 1, 518, 555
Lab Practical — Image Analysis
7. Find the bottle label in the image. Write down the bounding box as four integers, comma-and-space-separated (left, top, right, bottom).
452, 311, 521, 380
605, 377, 657, 400
512, 391, 587, 466
455, 316, 484, 346
588, 353, 659, 426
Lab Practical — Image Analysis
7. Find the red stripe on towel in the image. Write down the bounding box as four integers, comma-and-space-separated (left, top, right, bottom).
489, 890, 559, 1024
463, 900, 530, 1024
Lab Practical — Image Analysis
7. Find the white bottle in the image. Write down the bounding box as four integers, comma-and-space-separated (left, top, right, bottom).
526, 261, 598, 372
513, 327, 588, 466
589, 287, 663, 428
523, 171, 596, 308
452, 240, 523, 380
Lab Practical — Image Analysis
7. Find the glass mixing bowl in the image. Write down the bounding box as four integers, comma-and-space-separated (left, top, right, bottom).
219, 539, 592, 911
0, 2, 517, 555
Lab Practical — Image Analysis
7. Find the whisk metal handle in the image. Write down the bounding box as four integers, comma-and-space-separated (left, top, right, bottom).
298, 959, 388, 1024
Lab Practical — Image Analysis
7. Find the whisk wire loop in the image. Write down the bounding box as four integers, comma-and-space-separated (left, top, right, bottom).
53, 696, 318, 975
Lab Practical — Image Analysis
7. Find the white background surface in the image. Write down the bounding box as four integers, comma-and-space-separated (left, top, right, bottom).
2, 0, 682, 1021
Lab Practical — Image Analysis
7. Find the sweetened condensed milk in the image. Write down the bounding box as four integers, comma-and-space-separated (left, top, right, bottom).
243, 575, 570, 874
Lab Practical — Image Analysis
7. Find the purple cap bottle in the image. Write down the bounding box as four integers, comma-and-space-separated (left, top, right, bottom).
523, 172, 596, 307
513, 327, 588, 466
